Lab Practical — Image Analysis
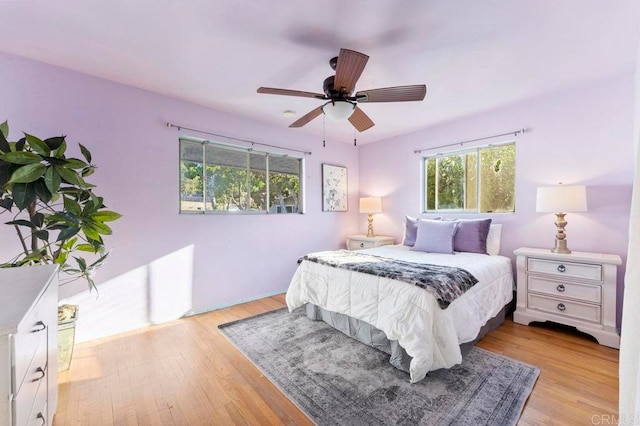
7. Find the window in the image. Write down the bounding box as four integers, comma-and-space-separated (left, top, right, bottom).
422, 142, 515, 213
180, 139, 304, 214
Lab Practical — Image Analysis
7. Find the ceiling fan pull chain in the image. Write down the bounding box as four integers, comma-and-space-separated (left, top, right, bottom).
323, 114, 326, 148
353, 128, 357, 147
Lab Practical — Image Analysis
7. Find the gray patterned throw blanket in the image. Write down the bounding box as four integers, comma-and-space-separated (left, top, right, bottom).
299, 250, 478, 309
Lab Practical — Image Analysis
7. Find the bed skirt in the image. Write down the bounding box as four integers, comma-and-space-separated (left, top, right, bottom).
306, 303, 508, 373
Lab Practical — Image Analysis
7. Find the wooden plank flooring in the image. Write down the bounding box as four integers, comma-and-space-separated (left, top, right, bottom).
54, 294, 619, 425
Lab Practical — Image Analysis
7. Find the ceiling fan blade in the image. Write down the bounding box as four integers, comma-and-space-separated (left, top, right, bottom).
257, 87, 325, 99
356, 85, 427, 103
334, 49, 369, 95
348, 106, 375, 132
289, 107, 323, 128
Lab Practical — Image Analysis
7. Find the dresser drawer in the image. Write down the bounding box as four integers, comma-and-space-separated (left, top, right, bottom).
26, 375, 48, 426
12, 337, 48, 426
527, 258, 602, 281
13, 303, 49, 394
527, 293, 601, 323
14, 373, 47, 426
347, 240, 376, 250
528, 277, 601, 304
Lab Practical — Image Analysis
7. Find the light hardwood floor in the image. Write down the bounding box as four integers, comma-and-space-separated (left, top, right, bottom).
55, 294, 619, 425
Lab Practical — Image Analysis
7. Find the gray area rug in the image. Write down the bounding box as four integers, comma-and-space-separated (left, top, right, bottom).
219, 307, 539, 426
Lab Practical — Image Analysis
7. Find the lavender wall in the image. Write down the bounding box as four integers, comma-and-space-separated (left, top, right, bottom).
0, 52, 361, 341
359, 76, 635, 328
1, 49, 634, 340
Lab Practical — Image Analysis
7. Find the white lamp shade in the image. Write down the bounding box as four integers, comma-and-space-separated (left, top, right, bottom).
322, 100, 356, 122
536, 185, 587, 213
359, 197, 382, 213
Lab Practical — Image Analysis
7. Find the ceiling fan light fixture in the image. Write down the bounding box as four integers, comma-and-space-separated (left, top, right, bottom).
322, 100, 356, 122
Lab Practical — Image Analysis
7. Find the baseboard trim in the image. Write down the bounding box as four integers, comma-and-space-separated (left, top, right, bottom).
185, 289, 287, 317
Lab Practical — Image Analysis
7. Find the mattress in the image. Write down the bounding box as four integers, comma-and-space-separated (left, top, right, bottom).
286, 245, 513, 383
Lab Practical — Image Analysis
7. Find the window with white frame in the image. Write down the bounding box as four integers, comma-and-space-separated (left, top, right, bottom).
180, 138, 304, 214
422, 142, 515, 213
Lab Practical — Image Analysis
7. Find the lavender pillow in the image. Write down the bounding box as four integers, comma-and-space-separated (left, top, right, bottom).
411, 220, 459, 254
403, 216, 441, 246
453, 218, 492, 254
403, 216, 419, 246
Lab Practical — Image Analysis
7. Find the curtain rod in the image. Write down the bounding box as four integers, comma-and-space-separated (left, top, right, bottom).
413, 128, 531, 154
166, 122, 312, 156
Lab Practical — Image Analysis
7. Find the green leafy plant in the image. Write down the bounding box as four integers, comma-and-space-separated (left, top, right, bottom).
0, 121, 121, 291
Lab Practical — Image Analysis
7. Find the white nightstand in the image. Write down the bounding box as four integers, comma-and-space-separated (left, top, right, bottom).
346, 235, 395, 251
513, 247, 621, 348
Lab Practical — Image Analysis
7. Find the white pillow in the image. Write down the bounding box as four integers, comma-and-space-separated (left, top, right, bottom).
486, 224, 502, 256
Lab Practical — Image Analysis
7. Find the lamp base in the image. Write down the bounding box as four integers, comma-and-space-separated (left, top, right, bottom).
366, 213, 375, 237
551, 212, 571, 254
551, 239, 572, 254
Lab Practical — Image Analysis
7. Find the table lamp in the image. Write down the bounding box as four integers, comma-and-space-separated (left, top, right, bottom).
359, 197, 382, 237
536, 184, 587, 254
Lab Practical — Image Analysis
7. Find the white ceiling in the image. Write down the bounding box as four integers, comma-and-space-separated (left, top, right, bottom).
1, 1, 639, 144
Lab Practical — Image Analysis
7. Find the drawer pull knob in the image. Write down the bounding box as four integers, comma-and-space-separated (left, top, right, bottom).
37, 413, 46, 425
360, 242, 364, 248
556, 284, 566, 292
32, 321, 46, 333
557, 264, 566, 273
33, 367, 45, 382
557, 303, 567, 312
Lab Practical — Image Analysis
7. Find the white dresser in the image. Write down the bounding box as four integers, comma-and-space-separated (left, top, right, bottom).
513, 247, 621, 348
0, 265, 58, 425
346, 235, 395, 251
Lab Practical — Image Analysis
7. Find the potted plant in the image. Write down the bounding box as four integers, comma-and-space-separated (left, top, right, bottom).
0, 120, 121, 370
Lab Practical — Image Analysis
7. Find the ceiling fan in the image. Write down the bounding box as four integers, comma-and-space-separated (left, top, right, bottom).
257, 48, 427, 132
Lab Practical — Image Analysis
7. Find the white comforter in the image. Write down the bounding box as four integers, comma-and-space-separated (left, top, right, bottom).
286, 245, 513, 383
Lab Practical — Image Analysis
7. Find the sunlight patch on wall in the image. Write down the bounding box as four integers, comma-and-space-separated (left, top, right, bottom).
61, 245, 195, 343
149, 245, 194, 323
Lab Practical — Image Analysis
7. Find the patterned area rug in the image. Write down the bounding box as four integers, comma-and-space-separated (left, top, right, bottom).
219, 307, 539, 426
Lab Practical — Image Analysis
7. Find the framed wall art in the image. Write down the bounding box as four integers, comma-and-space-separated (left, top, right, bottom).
322, 163, 348, 212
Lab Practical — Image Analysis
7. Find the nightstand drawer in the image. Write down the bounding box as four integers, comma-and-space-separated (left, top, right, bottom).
528, 277, 601, 304
528, 258, 602, 281
527, 293, 601, 323
346, 235, 394, 251
347, 240, 376, 250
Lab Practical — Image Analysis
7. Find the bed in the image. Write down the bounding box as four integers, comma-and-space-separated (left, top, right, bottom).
286, 220, 513, 383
